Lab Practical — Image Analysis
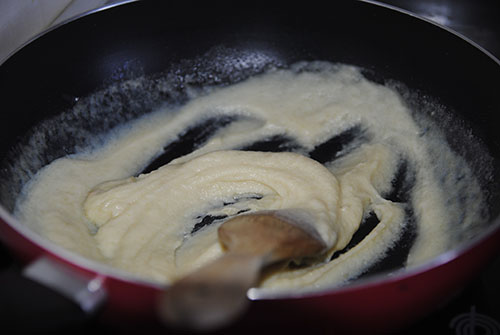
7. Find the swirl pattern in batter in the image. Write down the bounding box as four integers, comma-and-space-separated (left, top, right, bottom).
14, 62, 487, 292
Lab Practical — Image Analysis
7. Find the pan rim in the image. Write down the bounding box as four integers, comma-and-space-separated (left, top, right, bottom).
0, 0, 139, 66
2, 0, 499, 67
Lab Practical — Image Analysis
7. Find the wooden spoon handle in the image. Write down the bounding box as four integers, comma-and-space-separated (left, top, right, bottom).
158, 252, 263, 331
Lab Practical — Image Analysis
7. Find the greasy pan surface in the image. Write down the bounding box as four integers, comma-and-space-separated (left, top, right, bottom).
1, 0, 500, 333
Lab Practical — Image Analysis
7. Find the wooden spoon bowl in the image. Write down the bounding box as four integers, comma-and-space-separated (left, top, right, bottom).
158, 211, 327, 331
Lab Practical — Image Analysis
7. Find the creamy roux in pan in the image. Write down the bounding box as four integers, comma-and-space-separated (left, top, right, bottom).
14, 62, 486, 292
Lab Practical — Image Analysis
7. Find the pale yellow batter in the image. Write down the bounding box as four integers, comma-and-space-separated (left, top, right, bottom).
14, 62, 486, 292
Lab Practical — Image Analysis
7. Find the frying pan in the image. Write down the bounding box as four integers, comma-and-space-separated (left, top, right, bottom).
1, 0, 500, 333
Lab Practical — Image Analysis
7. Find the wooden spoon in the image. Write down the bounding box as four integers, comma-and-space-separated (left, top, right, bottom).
158, 210, 327, 331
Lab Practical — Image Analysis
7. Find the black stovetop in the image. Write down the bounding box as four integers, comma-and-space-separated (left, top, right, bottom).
1, 1, 500, 334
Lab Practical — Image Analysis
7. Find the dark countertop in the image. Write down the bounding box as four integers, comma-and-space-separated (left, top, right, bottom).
383, 0, 500, 59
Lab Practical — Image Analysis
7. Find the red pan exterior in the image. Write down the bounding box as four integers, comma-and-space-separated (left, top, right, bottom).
2, 209, 499, 333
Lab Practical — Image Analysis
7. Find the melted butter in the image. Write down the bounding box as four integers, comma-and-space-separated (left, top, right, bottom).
14, 62, 487, 291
